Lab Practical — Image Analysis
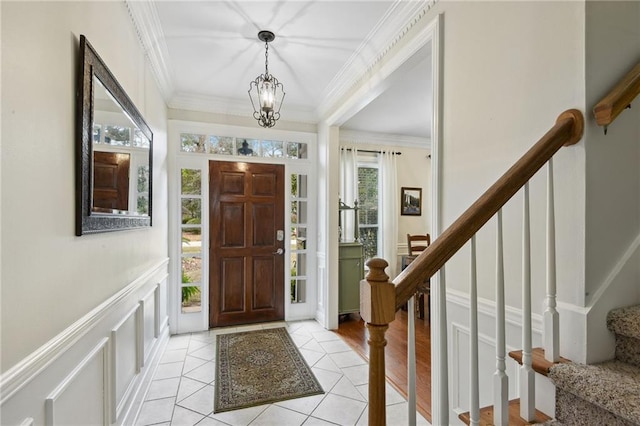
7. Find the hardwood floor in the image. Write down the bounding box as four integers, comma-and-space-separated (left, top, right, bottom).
336, 310, 432, 422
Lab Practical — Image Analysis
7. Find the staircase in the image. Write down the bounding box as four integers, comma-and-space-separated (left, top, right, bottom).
359, 60, 640, 426
458, 307, 640, 426
547, 305, 640, 425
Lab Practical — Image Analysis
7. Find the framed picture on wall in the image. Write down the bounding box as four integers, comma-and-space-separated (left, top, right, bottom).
401, 187, 422, 216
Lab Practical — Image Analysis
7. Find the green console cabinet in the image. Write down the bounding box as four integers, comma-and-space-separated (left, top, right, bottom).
338, 242, 364, 315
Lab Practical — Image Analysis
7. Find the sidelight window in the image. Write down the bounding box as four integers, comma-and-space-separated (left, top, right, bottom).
290, 173, 308, 303
180, 168, 203, 313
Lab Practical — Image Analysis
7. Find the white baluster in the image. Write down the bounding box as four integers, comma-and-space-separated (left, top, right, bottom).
408, 296, 417, 426
470, 236, 480, 426
494, 210, 508, 426
521, 183, 535, 421
432, 268, 449, 425
544, 158, 560, 362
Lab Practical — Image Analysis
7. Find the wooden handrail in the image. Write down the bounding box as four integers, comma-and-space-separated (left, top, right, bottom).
393, 109, 584, 309
593, 62, 640, 128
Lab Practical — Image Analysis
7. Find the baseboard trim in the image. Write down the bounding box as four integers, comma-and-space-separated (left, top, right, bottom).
0, 258, 169, 405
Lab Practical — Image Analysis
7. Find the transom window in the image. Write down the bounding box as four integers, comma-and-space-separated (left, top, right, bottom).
180, 133, 308, 159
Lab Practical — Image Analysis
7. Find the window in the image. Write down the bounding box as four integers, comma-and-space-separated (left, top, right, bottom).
137, 165, 149, 214
180, 168, 203, 313
172, 124, 316, 333
290, 173, 309, 303
180, 133, 307, 160
358, 162, 380, 261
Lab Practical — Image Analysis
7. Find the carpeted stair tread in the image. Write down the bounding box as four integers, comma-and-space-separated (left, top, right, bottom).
607, 305, 640, 339
548, 360, 640, 424
615, 334, 640, 368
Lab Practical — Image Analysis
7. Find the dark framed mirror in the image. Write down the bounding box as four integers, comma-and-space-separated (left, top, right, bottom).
76, 35, 153, 235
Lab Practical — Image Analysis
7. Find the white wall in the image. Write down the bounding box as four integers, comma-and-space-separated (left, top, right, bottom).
168, 108, 317, 134
583, 0, 640, 362
584, 1, 640, 301
1, 2, 169, 424
431, 0, 586, 309
396, 146, 432, 245
1, 1, 168, 372
414, 1, 587, 421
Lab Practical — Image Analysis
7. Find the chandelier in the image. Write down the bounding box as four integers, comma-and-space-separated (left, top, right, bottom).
248, 30, 286, 128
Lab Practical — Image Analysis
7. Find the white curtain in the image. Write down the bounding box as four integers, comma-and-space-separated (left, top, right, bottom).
339, 147, 358, 242
379, 150, 398, 278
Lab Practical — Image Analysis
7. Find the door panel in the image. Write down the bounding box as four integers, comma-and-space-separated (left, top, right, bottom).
210, 161, 285, 327
220, 203, 244, 246
253, 204, 275, 246
221, 172, 245, 195
252, 257, 275, 309
220, 257, 245, 313
252, 173, 276, 196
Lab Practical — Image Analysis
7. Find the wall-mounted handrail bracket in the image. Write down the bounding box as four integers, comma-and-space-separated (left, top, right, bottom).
593, 62, 640, 132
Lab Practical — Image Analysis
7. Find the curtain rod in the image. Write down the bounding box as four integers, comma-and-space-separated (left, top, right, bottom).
342, 148, 402, 155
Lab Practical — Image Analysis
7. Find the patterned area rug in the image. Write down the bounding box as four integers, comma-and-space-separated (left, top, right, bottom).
214, 327, 324, 413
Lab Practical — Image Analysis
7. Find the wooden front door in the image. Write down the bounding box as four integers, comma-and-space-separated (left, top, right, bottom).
209, 161, 285, 327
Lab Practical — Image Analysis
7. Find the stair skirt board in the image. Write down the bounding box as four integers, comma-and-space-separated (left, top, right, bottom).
555, 389, 637, 426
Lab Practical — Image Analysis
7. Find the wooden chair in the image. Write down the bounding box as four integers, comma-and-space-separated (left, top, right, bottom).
407, 233, 431, 256
404, 233, 431, 321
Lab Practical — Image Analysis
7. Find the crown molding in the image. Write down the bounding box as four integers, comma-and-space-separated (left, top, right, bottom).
316, 0, 438, 119
125, 0, 175, 103
340, 129, 430, 150
126, 0, 438, 127
169, 92, 317, 124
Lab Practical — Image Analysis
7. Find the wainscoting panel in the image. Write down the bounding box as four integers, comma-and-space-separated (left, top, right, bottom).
0, 258, 169, 426
141, 286, 158, 365
154, 284, 161, 338
451, 322, 520, 414
111, 305, 141, 421
446, 288, 549, 418
45, 338, 109, 426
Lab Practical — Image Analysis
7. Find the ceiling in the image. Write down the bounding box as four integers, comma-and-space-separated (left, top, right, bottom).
128, 1, 433, 140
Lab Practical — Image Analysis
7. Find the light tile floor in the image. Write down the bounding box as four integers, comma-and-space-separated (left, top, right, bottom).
135, 320, 430, 426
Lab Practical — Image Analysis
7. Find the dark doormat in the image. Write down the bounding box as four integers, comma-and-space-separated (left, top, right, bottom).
214, 327, 324, 413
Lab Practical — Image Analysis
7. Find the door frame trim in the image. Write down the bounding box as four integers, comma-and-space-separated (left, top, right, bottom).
320, 12, 444, 330
168, 121, 317, 334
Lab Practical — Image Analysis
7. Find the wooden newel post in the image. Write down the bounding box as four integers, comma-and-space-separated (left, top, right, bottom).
360, 258, 396, 426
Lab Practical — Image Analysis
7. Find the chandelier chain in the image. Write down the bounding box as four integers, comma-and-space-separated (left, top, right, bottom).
264, 41, 269, 76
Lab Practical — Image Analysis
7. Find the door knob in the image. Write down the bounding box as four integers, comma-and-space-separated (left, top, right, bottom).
273, 248, 284, 255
